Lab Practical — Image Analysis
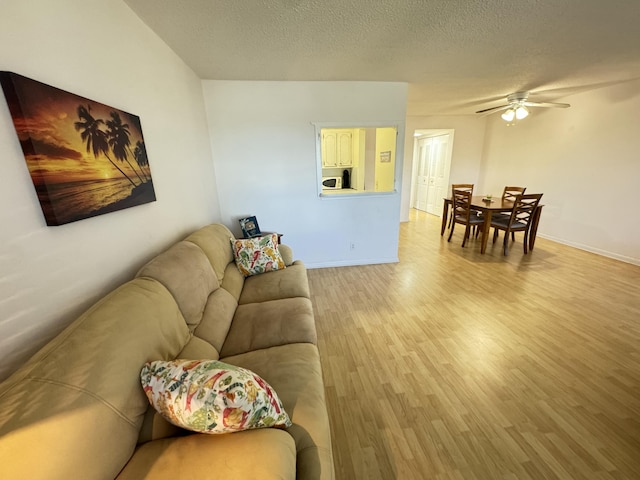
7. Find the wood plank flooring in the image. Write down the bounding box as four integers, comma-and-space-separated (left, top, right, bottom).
308, 209, 640, 480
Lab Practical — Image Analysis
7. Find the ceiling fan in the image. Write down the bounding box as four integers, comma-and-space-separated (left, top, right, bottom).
476, 92, 570, 121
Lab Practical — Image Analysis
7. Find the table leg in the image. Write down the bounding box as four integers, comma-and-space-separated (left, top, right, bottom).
440, 200, 450, 236
529, 205, 543, 251
480, 210, 493, 254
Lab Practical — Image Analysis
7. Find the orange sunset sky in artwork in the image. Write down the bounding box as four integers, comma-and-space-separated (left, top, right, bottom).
2, 73, 145, 185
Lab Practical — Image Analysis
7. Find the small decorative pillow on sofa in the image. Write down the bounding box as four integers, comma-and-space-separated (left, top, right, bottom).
141, 359, 292, 434
231, 233, 285, 277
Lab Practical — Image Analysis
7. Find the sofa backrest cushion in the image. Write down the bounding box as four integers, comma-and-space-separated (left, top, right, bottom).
137, 241, 219, 330
194, 287, 238, 353
178, 334, 221, 360
221, 261, 245, 301
185, 224, 235, 283
278, 243, 294, 266
0, 278, 190, 480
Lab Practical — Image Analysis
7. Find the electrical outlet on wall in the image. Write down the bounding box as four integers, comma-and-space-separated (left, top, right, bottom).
349, 242, 356, 250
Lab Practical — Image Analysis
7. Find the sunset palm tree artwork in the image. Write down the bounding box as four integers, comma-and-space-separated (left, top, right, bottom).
133, 140, 150, 182
75, 105, 138, 188
0, 71, 156, 226
105, 111, 145, 185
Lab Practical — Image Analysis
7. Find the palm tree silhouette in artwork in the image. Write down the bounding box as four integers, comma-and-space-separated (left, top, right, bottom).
74, 104, 137, 187
106, 111, 145, 184
133, 140, 150, 181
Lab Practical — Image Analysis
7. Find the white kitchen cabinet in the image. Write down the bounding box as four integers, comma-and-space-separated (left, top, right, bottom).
321, 129, 353, 167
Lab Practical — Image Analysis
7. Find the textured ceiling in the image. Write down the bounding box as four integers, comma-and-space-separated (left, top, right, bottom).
123, 0, 640, 115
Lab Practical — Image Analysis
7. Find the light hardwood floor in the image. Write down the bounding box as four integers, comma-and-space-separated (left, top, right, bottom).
308, 209, 640, 480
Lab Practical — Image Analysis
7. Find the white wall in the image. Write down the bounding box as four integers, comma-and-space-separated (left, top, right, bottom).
202, 81, 407, 267
401, 116, 487, 221
478, 80, 640, 264
0, 1, 220, 380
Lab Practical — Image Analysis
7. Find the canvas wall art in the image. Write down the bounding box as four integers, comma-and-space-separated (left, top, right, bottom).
0, 71, 155, 226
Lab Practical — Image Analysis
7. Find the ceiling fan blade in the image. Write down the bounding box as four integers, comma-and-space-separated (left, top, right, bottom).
475, 104, 510, 114
523, 101, 570, 108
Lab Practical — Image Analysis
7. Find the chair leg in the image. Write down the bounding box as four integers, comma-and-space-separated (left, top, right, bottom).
493, 228, 499, 244
503, 230, 509, 255
511, 232, 516, 242
447, 221, 455, 242
462, 224, 471, 247
523, 231, 529, 254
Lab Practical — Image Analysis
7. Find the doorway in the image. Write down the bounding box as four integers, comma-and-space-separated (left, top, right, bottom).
410, 130, 454, 217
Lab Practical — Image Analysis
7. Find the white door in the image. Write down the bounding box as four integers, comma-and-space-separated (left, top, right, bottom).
412, 138, 432, 211
412, 134, 451, 214
425, 135, 450, 215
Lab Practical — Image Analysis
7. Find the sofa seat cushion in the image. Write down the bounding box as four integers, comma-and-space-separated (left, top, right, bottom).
222, 344, 335, 480
118, 428, 296, 480
239, 262, 310, 304
220, 298, 317, 358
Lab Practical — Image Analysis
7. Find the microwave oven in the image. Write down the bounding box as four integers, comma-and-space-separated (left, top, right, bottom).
322, 177, 342, 189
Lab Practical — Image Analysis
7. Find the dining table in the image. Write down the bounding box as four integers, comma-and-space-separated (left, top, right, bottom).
440, 196, 544, 254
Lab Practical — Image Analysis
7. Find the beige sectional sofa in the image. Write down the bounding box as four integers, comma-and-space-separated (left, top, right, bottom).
0, 224, 334, 480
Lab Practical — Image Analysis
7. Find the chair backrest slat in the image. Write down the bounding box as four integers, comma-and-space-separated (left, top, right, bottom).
508, 193, 543, 227
503, 186, 526, 202
452, 183, 474, 196
452, 188, 473, 222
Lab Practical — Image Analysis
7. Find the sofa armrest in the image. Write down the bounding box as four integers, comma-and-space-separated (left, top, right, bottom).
278, 244, 294, 266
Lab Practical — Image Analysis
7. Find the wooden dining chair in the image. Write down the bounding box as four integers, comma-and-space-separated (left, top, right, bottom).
493, 186, 527, 241
474, 185, 526, 239
491, 193, 543, 255
447, 183, 477, 232
448, 189, 485, 247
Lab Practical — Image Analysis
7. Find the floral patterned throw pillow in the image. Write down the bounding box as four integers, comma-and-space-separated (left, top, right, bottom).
140, 359, 292, 434
231, 233, 285, 277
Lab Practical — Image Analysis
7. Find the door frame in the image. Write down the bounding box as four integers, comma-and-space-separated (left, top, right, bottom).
410, 129, 454, 217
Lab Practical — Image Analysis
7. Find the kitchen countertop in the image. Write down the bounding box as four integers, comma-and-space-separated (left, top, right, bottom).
321, 188, 358, 195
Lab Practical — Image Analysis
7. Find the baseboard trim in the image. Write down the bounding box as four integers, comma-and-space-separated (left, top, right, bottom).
537, 234, 640, 266
307, 257, 400, 269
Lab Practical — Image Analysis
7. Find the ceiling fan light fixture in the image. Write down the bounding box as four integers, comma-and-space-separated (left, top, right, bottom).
501, 108, 515, 122
515, 105, 529, 119
477, 91, 570, 118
